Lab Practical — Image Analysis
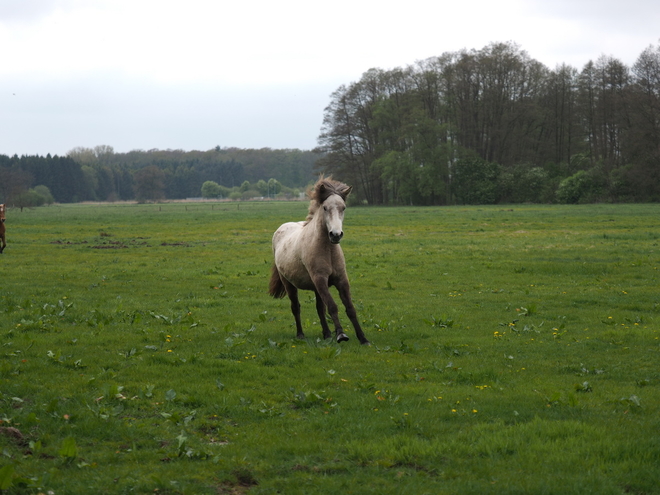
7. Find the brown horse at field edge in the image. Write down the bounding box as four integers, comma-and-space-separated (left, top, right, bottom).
0, 204, 6, 254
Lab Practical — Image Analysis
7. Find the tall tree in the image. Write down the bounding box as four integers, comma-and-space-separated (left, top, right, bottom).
134, 165, 166, 202
0, 162, 33, 204
625, 43, 660, 199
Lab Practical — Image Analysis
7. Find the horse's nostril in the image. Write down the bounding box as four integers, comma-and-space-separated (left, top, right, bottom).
329, 231, 343, 244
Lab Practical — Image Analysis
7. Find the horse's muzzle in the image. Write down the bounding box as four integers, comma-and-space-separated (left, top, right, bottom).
329, 231, 343, 244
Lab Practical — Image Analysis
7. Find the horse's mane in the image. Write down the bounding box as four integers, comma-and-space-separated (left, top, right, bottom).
304, 176, 351, 223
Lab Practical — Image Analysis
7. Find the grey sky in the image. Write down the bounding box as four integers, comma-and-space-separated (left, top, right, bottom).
1, 0, 658, 156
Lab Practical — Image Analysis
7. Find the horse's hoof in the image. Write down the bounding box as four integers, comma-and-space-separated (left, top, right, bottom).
336, 333, 349, 343
360, 340, 371, 346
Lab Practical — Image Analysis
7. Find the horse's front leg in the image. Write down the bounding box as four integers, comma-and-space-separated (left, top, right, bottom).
336, 280, 370, 345
314, 290, 332, 340
312, 277, 348, 343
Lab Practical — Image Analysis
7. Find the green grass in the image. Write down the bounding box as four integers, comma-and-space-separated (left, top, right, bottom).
1, 202, 659, 494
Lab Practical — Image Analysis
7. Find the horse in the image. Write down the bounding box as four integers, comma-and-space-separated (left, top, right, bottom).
0, 204, 6, 254
269, 177, 369, 345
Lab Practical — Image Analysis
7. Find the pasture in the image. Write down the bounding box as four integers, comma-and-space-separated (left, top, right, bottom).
0, 201, 659, 494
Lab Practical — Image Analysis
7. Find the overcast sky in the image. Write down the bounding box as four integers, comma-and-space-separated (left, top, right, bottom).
1, 0, 658, 157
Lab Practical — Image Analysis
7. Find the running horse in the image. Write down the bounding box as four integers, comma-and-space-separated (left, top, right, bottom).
0, 204, 6, 254
269, 177, 369, 344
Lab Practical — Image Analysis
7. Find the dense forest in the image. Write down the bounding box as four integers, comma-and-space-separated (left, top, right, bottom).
2, 41, 660, 206
317, 41, 660, 204
0, 147, 317, 205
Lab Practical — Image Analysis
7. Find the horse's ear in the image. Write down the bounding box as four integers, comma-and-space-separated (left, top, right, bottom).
317, 182, 330, 203
340, 186, 352, 200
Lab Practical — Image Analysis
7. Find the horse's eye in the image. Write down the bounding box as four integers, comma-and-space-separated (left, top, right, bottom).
323, 206, 328, 211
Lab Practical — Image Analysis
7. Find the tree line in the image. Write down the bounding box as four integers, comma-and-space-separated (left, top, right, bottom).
0, 146, 318, 205
3, 40, 659, 207
316, 41, 660, 204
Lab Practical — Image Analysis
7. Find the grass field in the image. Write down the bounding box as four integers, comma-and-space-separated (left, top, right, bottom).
1, 201, 659, 494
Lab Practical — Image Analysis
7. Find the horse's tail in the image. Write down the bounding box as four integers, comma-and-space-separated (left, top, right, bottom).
268, 264, 287, 299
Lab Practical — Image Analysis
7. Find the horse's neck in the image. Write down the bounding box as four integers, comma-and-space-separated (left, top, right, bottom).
305, 210, 330, 243
306, 209, 322, 230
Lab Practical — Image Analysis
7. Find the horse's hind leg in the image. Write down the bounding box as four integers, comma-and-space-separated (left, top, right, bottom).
314, 290, 332, 340
283, 281, 305, 339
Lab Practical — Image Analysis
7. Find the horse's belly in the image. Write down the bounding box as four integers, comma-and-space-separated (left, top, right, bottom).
284, 271, 315, 291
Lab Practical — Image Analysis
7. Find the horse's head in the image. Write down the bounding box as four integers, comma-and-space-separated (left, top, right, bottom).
0, 204, 5, 222
322, 192, 349, 244
306, 178, 353, 244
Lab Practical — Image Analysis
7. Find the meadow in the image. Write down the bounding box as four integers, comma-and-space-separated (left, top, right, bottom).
0, 201, 659, 494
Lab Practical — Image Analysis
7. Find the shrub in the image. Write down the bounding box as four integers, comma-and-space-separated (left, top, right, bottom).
201, 180, 222, 199
33, 185, 55, 204
452, 155, 500, 204
241, 189, 261, 200
556, 168, 607, 204
499, 165, 554, 203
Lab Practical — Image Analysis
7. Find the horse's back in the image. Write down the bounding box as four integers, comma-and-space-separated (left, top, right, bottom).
272, 221, 304, 251
272, 221, 304, 267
